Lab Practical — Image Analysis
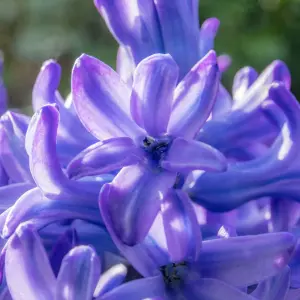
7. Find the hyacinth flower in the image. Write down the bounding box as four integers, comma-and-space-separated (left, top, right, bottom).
4, 224, 165, 300
0, 60, 37, 218
32, 60, 97, 165
67, 50, 229, 246
95, 0, 230, 83
0, 104, 116, 247
95, 0, 290, 163
198, 60, 291, 161
187, 83, 300, 212
99, 184, 296, 299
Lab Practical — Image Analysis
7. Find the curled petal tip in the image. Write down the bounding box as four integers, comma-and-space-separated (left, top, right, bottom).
66, 245, 97, 259
204, 50, 217, 62
74, 54, 93, 69
268, 81, 286, 95
202, 18, 220, 34
41, 59, 59, 70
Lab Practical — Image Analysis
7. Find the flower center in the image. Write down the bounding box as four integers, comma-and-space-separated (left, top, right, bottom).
142, 136, 172, 169
160, 262, 187, 289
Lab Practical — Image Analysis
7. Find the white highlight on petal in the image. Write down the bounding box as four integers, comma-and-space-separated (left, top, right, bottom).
170, 218, 182, 232
93, 264, 127, 298
218, 226, 230, 238
277, 124, 292, 161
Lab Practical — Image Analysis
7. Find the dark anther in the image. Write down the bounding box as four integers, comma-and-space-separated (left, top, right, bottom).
160, 262, 187, 286
142, 136, 154, 147
173, 173, 185, 189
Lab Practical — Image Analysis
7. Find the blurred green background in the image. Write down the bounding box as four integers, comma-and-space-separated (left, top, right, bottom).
0, 0, 299, 110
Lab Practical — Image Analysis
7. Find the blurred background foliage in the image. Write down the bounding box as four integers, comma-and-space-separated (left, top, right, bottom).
0, 0, 299, 111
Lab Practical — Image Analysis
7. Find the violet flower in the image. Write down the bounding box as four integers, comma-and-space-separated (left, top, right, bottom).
187, 83, 300, 211
32, 60, 97, 165
100, 185, 296, 299
67, 50, 227, 246
0, 104, 114, 239
94, 0, 226, 82
198, 60, 291, 161
5, 224, 162, 300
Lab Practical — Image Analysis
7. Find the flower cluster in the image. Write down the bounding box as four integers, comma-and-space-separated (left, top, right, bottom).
0, 0, 299, 299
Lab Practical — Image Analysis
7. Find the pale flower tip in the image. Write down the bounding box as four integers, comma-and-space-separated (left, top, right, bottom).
203, 50, 218, 65
203, 17, 220, 33
1, 226, 9, 239
76, 53, 91, 68
41, 59, 58, 69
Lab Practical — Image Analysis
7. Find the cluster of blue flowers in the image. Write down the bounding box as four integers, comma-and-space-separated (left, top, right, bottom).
0, 0, 299, 299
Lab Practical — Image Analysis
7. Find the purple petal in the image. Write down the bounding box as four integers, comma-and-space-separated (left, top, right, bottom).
25, 104, 108, 200
100, 186, 170, 277
199, 18, 220, 58
162, 137, 227, 173
188, 84, 300, 211
161, 189, 201, 262
32, 60, 61, 111
0, 112, 32, 183
99, 164, 176, 245
33, 60, 97, 156
2, 187, 102, 239
94, 0, 163, 64
116, 46, 134, 85
5, 224, 55, 300
93, 264, 127, 297
211, 84, 232, 119
56, 246, 101, 300
197, 232, 295, 287
168, 51, 220, 139
217, 55, 232, 73
95, 275, 165, 300
130, 54, 178, 136
232, 60, 291, 112
251, 266, 290, 300
72, 54, 143, 140
184, 278, 257, 300
154, 0, 200, 78
0, 55, 7, 115
67, 137, 142, 180
0, 182, 34, 214
232, 66, 258, 103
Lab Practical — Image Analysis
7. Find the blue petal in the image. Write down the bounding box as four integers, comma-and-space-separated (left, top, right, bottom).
94, 275, 165, 300
130, 54, 178, 136
2, 188, 103, 238
154, 0, 200, 78
161, 189, 202, 262
168, 51, 220, 139
26, 104, 109, 201
188, 84, 300, 211
5, 224, 56, 300
99, 164, 176, 245
0, 112, 32, 183
72, 54, 143, 140
56, 246, 101, 300
93, 264, 127, 297
67, 137, 142, 180
199, 18, 220, 58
